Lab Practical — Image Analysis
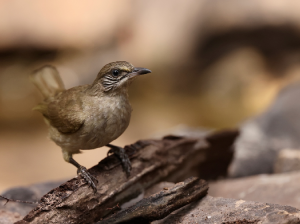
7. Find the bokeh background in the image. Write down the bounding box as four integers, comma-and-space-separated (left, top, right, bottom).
1, 0, 300, 191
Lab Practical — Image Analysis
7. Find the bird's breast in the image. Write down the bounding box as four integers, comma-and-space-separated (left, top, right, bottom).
81, 95, 132, 149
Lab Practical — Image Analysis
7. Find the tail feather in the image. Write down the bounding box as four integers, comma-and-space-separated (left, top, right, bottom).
30, 65, 65, 98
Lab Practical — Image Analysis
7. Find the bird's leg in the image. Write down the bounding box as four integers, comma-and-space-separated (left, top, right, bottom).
68, 156, 98, 193
106, 144, 131, 176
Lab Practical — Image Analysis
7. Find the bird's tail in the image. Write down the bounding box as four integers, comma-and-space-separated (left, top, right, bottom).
30, 65, 65, 99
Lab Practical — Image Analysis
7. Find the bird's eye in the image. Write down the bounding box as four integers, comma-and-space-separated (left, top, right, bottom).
112, 69, 119, 77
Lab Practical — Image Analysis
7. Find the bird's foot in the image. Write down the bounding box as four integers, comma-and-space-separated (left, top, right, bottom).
77, 166, 98, 193
107, 145, 131, 176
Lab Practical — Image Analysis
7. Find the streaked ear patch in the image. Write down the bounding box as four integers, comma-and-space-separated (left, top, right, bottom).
99, 61, 135, 92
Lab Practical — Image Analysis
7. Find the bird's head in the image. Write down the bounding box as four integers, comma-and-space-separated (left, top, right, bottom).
93, 61, 151, 94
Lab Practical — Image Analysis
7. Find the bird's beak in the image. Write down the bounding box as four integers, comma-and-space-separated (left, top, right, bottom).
128, 67, 151, 78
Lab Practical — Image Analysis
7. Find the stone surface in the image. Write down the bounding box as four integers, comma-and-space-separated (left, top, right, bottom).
229, 82, 300, 177
274, 149, 300, 173
1, 187, 37, 217
0, 180, 64, 223
209, 171, 300, 209
0, 210, 22, 224
154, 196, 300, 224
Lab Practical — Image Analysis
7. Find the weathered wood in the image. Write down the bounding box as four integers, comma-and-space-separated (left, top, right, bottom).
98, 177, 208, 224
16, 130, 237, 224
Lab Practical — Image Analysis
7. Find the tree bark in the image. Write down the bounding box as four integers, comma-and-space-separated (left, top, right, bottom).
98, 177, 208, 224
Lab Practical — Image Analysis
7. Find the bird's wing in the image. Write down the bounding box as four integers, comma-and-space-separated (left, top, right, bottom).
36, 88, 86, 134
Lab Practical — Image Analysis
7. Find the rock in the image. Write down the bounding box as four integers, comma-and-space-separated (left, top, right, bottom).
0, 180, 64, 221
274, 149, 300, 173
154, 195, 300, 224
209, 171, 300, 209
229, 82, 300, 177
0, 210, 22, 224
1, 187, 37, 216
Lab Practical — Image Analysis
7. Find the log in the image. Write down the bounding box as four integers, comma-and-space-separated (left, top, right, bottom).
98, 177, 208, 224
15, 129, 237, 224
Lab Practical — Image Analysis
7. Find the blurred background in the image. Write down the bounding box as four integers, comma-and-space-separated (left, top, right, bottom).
1, 0, 300, 191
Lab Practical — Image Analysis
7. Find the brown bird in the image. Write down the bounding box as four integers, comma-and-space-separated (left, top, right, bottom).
30, 61, 151, 192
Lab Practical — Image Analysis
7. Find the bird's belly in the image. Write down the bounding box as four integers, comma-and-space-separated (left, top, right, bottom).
82, 113, 130, 149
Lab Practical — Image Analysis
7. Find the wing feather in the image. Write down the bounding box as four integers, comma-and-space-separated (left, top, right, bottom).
38, 87, 86, 134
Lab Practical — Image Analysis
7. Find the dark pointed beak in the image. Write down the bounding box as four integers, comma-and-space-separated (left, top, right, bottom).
128, 67, 151, 79
133, 67, 151, 75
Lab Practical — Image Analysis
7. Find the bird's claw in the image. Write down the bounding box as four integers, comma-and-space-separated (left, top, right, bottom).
107, 146, 131, 177
77, 166, 98, 193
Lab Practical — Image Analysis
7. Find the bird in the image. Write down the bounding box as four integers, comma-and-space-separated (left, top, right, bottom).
30, 61, 151, 192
